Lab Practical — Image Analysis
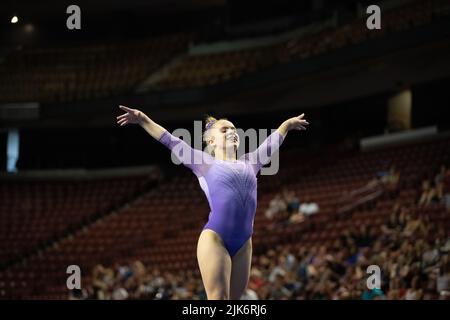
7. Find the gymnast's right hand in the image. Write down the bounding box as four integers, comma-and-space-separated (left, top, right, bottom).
116, 105, 144, 126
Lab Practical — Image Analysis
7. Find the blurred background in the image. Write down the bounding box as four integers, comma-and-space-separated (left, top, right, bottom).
0, 0, 449, 300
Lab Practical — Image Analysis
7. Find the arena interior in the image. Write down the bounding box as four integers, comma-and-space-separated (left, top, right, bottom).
0, 0, 450, 300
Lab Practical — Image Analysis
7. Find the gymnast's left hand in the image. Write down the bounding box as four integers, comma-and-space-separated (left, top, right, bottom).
286, 113, 309, 131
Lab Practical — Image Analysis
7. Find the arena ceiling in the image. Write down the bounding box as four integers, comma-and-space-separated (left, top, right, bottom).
2, 0, 226, 23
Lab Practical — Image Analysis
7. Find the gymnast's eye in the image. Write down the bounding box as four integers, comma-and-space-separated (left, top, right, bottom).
220, 126, 236, 133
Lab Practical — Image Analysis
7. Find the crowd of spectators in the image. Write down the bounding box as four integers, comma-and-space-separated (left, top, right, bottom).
265, 189, 319, 225
72, 204, 449, 300
69, 163, 449, 300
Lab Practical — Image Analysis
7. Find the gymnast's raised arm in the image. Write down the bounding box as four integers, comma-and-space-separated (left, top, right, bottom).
116, 105, 211, 177
116, 105, 166, 139
242, 113, 309, 173
277, 113, 309, 138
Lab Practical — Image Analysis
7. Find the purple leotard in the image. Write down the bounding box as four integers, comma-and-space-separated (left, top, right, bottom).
158, 129, 284, 257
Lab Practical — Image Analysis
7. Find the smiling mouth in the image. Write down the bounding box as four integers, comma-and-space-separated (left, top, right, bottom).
226, 135, 238, 143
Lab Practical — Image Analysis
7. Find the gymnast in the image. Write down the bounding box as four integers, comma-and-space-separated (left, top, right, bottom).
116, 105, 309, 300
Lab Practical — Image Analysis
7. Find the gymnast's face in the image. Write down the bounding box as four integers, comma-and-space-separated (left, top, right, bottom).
210, 119, 240, 152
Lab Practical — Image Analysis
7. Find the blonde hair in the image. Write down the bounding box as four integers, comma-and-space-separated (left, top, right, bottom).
203, 115, 228, 156
204, 115, 218, 130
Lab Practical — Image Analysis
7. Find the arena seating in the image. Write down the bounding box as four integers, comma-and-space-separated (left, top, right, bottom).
151, 0, 449, 90
0, 174, 157, 297
0, 33, 191, 104
0, 133, 448, 299
1, 1, 448, 103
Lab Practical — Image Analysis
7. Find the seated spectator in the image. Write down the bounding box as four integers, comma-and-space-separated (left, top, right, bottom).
422, 241, 440, 269
248, 268, 265, 292
282, 189, 300, 214
423, 277, 438, 300
269, 256, 288, 283
241, 288, 259, 300
434, 165, 447, 185
433, 182, 444, 205
397, 206, 409, 230
289, 211, 306, 224
115, 262, 133, 282
265, 193, 287, 220
367, 165, 400, 191
68, 288, 88, 300
418, 180, 442, 207
387, 277, 406, 299
437, 255, 450, 299
402, 214, 425, 237
132, 260, 147, 281
91, 264, 115, 299
362, 287, 385, 300
405, 276, 423, 300
286, 196, 317, 224
381, 203, 402, 236
440, 238, 450, 254
380, 165, 400, 191
299, 201, 319, 216
112, 286, 129, 300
